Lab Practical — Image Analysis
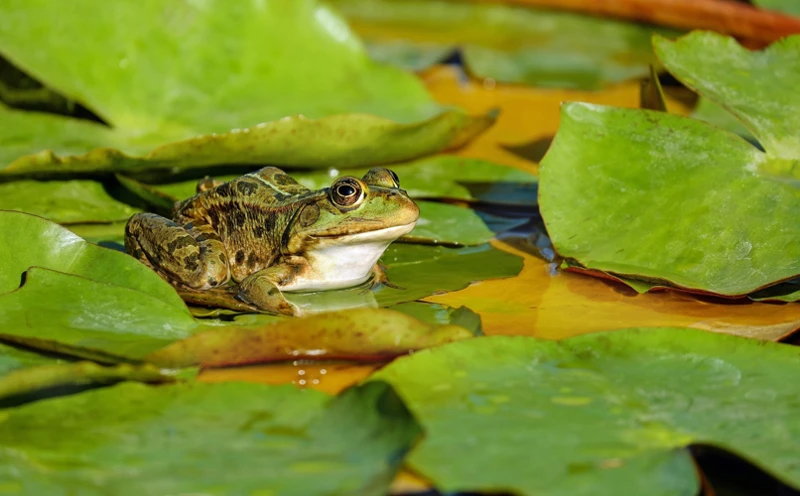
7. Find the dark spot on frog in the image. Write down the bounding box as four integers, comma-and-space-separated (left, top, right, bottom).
195, 234, 208, 243
235, 250, 245, 265
246, 252, 259, 268
183, 222, 194, 230
216, 183, 234, 198
254, 225, 265, 238
183, 253, 200, 272
207, 277, 217, 286
273, 193, 289, 202
236, 182, 259, 196
272, 173, 297, 186
167, 236, 194, 253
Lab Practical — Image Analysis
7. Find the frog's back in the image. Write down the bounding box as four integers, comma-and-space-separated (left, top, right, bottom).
173, 167, 322, 280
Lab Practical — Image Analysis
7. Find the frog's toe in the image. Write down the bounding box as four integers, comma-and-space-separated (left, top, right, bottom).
237, 281, 298, 316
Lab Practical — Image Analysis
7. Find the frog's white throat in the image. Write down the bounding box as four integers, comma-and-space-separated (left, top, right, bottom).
279, 222, 417, 292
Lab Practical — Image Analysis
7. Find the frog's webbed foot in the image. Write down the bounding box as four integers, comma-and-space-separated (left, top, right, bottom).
237, 264, 304, 316
367, 262, 404, 291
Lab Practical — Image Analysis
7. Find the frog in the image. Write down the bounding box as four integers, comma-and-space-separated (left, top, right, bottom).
124, 166, 419, 316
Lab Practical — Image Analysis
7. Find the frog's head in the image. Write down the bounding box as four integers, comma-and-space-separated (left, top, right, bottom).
287, 168, 419, 254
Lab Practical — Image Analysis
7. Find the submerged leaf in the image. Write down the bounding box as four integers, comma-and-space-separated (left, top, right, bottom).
0, 380, 420, 495
0, 0, 490, 175
375, 328, 800, 495
329, 0, 675, 89
147, 308, 474, 368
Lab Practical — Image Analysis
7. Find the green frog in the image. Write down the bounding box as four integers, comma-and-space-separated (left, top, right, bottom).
124, 166, 419, 316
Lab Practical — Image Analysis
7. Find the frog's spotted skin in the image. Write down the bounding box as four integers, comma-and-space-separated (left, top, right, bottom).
124, 166, 419, 316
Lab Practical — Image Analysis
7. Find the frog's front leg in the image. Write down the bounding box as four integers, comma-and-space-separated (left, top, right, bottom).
124, 213, 230, 290
236, 257, 310, 316
369, 262, 404, 290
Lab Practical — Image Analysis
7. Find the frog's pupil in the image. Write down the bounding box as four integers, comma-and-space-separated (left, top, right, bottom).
338, 185, 355, 196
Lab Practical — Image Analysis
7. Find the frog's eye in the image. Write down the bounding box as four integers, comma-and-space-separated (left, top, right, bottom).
362, 167, 400, 188
330, 177, 365, 209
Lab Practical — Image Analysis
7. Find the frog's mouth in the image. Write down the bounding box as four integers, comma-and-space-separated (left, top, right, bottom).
310, 221, 417, 244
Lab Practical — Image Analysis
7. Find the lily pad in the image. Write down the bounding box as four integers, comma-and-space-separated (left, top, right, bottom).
0, 179, 139, 223
328, 0, 676, 89
0, 210, 186, 306
147, 308, 474, 368
374, 328, 800, 495
653, 32, 800, 167
753, 0, 800, 16
0, 0, 490, 175
0, 361, 171, 403
0, 380, 420, 495
0, 342, 60, 375
0, 267, 199, 358
539, 100, 799, 296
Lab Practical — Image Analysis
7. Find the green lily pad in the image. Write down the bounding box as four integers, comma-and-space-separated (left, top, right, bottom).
0, 342, 60, 375
0, 361, 171, 403
328, 0, 677, 89
0, 0, 490, 175
0, 267, 199, 358
0, 380, 420, 495
0, 210, 186, 306
753, 0, 800, 16
147, 308, 474, 368
691, 97, 757, 145
0, 179, 139, 223
653, 32, 800, 168
749, 280, 800, 302
374, 328, 800, 495
539, 101, 799, 296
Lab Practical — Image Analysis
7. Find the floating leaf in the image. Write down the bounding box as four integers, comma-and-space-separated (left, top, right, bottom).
0, 0, 490, 175
539, 101, 799, 296
374, 328, 800, 495
0, 361, 170, 403
753, 0, 800, 17
691, 97, 757, 145
0, 380, 420, 495
0, 267, 199, 358
749, 280, 800, 303
0, 210, 185, 307
329, 0, 676, 89
0, 342, 59, 375
653, 32, 800, 166
147, 308, 474, 368
0, 179, 139, 223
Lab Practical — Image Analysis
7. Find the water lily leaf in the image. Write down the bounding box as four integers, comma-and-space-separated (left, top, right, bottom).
0, 380, 420, 495
539, 101, 799, 296
749, 280, 800, 302
0, 267, 199, 358
653, 32, 800, 167
328, 0, 676, 89
0, 361, 171, 403
0, 210, 186, 308
376, 243, 524, 306
374, 328, 800, 495
0, 342, 59, 375
753, 0, 800, 17
147, 308, 474, 368
691, 97, 757, 145
0, 179, 139, 223
0, 0, 491, 175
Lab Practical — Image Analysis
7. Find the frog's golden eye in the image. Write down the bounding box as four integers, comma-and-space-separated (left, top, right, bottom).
362, 167, 400, 188
330, 177, 365, 209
